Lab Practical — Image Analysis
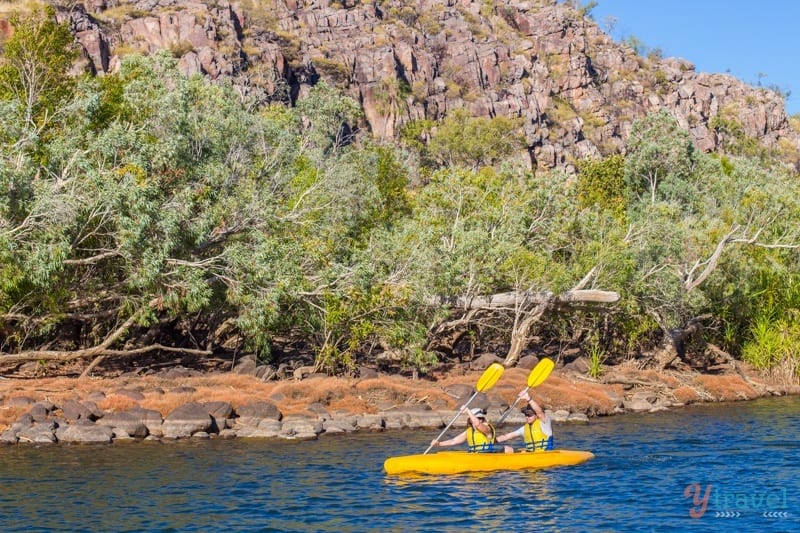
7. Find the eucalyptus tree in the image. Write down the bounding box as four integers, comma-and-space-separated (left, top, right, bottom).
620, 111, 800, 369
401, 110, 525, 172
375, 164, 622, 367
0, 6, 77, 132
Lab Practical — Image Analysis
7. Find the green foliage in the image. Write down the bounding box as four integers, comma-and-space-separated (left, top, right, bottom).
576, 154, 626, 220
587, 343, 606, 378
741, 315, 800, 373
312, 57, 350, 87
1, 22, 799, 380
622, 34, 648, 57
426, 109, 525, 170
295, 80, 362, 156
624, 110, 698, 210
0, 7, 78, 129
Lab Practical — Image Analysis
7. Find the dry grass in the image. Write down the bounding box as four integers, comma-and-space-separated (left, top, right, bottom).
693, 374, 759, 401
0, 370, 485, 425
536, 375, 619, 415
97, 395, 141, 412
1, 362, 794, 432
0, 404, 28, 428
672, 386, 701, 404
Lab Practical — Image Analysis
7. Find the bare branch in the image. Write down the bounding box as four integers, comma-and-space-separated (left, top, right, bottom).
63, 250, 121, 266
432, 289, 620, 309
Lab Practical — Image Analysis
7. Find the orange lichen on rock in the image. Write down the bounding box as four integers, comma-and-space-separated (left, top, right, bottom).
692, 374, 760, 401
535, 375, 619, 416
672, 386, 701, 405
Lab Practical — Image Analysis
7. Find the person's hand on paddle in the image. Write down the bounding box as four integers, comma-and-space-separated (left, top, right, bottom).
518, 390, 546, 420
423, 363, 505, 454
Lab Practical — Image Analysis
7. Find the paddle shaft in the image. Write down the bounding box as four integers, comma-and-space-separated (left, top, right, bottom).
497, 388, 529, 424
423, 389, 479, 455
496, 358, 554, 424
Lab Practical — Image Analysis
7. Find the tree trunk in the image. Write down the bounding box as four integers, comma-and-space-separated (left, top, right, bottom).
503, 302, 548, 367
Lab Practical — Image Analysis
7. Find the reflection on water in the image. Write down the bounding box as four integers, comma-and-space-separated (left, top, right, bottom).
0, 396, 799, 531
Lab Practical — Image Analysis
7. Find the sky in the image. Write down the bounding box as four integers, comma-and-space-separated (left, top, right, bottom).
590, 1, 800, 116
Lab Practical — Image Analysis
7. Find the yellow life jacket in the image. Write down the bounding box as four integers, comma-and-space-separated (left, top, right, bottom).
523, 419, 554, 451
466, 423, 496, 452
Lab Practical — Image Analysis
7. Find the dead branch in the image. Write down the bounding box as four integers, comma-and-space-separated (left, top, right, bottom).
431, 289, 619, 309
0, 297, 216, 377
0, 343, 211, 365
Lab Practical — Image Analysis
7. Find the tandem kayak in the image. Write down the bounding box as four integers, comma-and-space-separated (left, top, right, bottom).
384, 449, 595, 475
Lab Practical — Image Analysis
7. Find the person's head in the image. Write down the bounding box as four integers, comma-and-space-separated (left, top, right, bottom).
469, 407, 486, 425
521, 405, 537, 420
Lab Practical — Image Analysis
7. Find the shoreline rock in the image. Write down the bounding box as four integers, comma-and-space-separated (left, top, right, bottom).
0, 364, 797, 446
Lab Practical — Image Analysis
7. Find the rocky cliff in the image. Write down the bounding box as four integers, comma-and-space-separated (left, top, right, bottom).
39, 0, 800, 171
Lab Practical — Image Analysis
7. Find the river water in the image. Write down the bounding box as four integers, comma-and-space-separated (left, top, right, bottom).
0, 396, 798, 532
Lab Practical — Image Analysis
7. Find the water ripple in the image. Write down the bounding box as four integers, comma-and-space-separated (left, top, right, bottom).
1, 397, 799, 531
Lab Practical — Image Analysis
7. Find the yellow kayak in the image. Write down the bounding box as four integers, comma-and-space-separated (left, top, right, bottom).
384, 449, 595, 475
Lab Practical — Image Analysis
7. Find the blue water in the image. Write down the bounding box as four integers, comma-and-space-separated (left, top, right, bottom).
0, 396, 798, 532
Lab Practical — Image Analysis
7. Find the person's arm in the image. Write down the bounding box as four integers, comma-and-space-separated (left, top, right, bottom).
464, 407, 492, 437
431, 430, 467, 448
496, 426, 524, 443
519, 390, 546, 420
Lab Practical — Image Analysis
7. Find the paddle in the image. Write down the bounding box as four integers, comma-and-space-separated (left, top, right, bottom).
423, 362, 505, 455
496, 357, 554, 424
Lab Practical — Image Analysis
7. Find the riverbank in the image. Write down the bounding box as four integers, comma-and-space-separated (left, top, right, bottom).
0, 359, 797, 444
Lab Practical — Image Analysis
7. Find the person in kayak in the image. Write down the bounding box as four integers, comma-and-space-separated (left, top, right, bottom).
496, 390, 553, 452
429, 406, 508, 452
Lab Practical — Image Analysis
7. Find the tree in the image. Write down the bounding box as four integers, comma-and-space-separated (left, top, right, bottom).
624, 110, 697, 209
381, 166, 622, 367
576, 154, 626, 220
621, 123, 800, 369
0, 7, 78, 131
427, 109, 525, 171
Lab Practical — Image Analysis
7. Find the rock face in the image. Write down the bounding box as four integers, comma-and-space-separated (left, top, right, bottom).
47, 0, 799, 173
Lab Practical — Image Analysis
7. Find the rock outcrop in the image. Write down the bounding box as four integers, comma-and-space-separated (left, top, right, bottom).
1, 362, 790, 446
35, 0, 798, 172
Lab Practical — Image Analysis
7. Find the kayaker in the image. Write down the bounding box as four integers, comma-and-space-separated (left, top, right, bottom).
496, 390, 554, 452
429, 406, 507, 452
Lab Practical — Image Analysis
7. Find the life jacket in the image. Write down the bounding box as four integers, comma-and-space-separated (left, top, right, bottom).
466, 423, 496, 452
523, 419, 554, 451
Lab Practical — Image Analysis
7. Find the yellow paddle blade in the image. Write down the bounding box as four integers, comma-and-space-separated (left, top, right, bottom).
476, 362, 505, 392
526, 357, 554, 387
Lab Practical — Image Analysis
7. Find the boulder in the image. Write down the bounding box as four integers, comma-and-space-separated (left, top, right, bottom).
162, 402, 213, 439
280, 415, 323, 438
62, 400, 97, 422
203, 401, 233, 421
623, 398, 654, 412
470, 353, 504, 370
6, 396, 36, 407
322, 418, 357, 433
0, 429, 19, 444
126, 407, 164, 437
113, 389, 145, 401
517, 355, 540, 370
96, 411, 149, 438
59, 420, 114, 444
17, 422, 57, 444
355, 414, 385, 431
29, 403, 51, 422
236, 400, 282, 427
